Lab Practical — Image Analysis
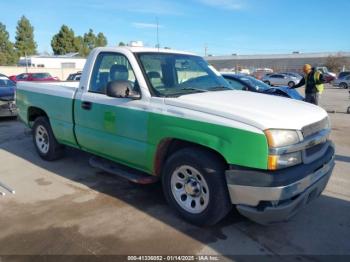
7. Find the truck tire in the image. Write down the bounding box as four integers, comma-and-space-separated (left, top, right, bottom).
162, 147, 232, 226
33, 117, 64, 161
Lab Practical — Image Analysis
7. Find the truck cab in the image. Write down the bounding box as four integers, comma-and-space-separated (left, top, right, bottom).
16, 46, 335, 226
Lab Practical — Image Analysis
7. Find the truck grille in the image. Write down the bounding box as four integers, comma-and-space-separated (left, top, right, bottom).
302, 118, 329, 138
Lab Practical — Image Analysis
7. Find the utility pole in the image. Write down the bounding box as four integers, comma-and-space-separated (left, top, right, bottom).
204, 44, 208, 57
25, 51, 28, 73
156, 17, 160, 50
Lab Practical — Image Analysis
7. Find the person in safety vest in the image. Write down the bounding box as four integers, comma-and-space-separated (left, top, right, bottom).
290, 64, 326, 105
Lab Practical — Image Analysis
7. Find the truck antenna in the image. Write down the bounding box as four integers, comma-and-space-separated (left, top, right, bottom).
156, 17, 160, 51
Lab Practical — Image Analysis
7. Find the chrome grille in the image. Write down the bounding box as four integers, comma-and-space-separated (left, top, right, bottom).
302, 118, 329, 138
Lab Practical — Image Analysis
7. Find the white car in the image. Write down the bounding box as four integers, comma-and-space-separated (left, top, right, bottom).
262, 73, 301, 87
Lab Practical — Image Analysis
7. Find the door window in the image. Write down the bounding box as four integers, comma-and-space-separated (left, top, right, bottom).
225, 78, 246, 90
89, 52, 138, 94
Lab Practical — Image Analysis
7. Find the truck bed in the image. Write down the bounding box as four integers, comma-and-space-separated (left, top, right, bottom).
16, 81, 79, 147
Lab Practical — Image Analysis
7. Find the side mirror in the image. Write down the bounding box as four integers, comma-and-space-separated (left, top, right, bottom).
106, 80, 140, 99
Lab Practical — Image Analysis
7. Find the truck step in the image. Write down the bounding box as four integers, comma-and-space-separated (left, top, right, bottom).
89, 156, 159, 184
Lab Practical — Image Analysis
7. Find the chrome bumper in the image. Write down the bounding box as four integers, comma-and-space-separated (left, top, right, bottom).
226, 155, 335, 225
0, 100, 18, 117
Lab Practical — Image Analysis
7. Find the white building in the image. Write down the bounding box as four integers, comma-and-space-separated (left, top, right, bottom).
18, 53, 86, 69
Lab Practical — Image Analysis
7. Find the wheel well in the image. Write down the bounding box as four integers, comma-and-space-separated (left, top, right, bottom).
153, 138, 228, 176
28, 107, 48, 124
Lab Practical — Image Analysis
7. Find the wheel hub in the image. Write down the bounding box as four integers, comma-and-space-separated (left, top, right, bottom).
184, 178, 201, 197
170, 165, 210, 214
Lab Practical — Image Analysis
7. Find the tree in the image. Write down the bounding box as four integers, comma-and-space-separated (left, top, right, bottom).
118, 41, 126, 46
96, 32, 107, 47
0, 23, 17, 65
83, 29, 96, 53
325, 55, 347, 73
15, 16, 37, 56
51, 25, 78, 55
74, 36, 88, 57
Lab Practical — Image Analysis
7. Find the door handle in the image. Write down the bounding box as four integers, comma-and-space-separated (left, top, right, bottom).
81, 101, 92, 110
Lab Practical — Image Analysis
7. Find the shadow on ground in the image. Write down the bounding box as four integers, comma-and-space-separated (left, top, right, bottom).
0, 119, 350, 258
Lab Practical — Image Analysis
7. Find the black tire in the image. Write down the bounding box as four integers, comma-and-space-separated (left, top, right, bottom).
33, 117, 64, 161
264, 81, 271, 86
288, 81, 295, 88
340, 83, 348, 89
162, 147, 232, 226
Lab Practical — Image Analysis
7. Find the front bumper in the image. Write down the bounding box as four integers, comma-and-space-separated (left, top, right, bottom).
225, 144, 335, 225
0, 100, 18, 117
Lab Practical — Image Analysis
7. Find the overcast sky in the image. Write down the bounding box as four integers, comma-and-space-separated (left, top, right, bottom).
1, 0, 350, 55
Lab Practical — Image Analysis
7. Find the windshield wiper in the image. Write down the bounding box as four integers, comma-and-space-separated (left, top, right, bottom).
178, 87, 209, 92
208, 86, 232, 91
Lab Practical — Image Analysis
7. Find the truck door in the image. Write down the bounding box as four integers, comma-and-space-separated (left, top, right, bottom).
74, 52, 150, 172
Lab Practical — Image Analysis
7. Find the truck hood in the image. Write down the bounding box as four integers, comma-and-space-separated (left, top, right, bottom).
164, 90, 328, 130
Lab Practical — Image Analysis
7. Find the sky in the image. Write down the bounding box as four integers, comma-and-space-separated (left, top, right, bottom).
1, 0, 350, 56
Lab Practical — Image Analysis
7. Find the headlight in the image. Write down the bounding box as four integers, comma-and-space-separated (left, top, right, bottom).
265, 129, 302, 170
268, 151, 302, 170
265, 129, 300, 148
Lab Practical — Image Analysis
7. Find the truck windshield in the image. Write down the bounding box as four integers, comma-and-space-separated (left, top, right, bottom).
137, 53, 232, 97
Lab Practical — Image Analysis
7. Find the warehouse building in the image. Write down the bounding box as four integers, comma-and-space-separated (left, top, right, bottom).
18, 53, 86, 69
205, 52, 350, 72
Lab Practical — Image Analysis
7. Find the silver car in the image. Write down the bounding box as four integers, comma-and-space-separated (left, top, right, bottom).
262, 73, 300, 88
333, 75, 350, 89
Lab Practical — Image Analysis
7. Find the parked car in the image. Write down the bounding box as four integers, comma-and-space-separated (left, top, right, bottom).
338, 71, 350, 79
66, 72, 82, 81
9, 72, 59, 82
222, 73, 304, 100
280, 72, 303, 80
262, 73, 300, 87
252, 68, 273, 80
16, 46, 334, 226
315, 66, 336, 78
0, 74, 17, 117
333, 75, 350, 89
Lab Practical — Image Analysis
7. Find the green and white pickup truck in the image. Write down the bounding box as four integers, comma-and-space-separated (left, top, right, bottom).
16, 46, 335, 226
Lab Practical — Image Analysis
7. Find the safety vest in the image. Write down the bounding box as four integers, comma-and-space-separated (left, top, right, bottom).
305, 71, 324, 94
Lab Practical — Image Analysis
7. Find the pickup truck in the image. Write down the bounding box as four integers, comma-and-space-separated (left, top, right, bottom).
16, 46, 335, 226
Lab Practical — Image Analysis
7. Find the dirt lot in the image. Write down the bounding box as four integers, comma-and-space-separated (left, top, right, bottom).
0, 86, 349, 260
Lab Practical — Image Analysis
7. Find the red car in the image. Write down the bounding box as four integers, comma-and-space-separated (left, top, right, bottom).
9, 73, 59, 82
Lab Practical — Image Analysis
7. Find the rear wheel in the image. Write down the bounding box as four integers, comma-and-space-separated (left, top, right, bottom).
33, 117, 64, 161
162, 147, 232, 226
288, 81, 295, 88
340, 82, 348, 89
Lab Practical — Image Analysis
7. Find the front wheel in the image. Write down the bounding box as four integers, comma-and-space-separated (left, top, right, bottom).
33, 117, 64, 161
288, 81, 295, 88
162, 147, 232, 226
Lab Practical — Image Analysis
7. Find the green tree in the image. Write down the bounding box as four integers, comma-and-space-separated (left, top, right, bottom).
51, 25, 78, 55
83, 29, 96, 55
74, 36, 88, 57
15, 16, 37, 56
0, 23, 17, 65
96, 32, 107, 47
118, 41, 126, 46
0, 23, 18, 65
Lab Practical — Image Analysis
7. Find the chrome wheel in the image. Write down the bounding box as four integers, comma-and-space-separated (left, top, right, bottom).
35, 125, 49, 154
170, 165, 209, 214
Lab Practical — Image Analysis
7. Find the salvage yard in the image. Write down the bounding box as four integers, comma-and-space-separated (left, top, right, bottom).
0, 86, 349, 259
